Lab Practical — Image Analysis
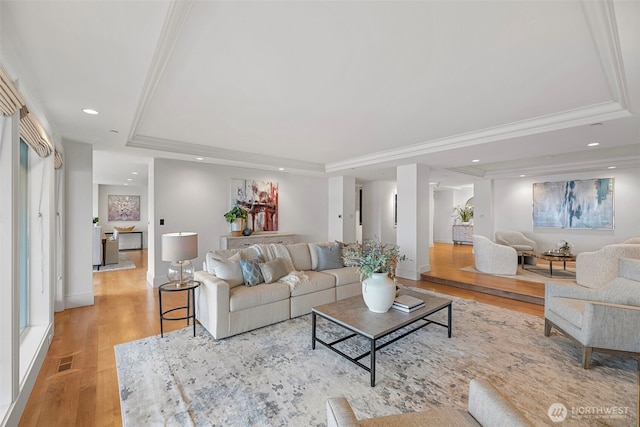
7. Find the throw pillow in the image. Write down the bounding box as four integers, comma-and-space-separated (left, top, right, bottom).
240, 258, 264, 286
207, 252, 243, 287
259, 258, 289, 284
316, 243, 344, 271
309, 242, 335, 270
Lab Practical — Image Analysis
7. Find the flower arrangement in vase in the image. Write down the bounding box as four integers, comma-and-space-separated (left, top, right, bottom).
453, 204, 473, 224
342, 238, 409, 313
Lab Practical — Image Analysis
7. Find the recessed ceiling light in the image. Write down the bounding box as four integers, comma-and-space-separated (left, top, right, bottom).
82, 108, 99, 115
123, 183, 128, 186
520, 174, 526, 177
127, 178, 133, 181
471, 159, 480, 163
608, 166, 616, 169
196, 157, 204, 161
587, 142, 599, 147
278, 167, 285, 171
131, 172, 139, 175
590, 122, 602, 127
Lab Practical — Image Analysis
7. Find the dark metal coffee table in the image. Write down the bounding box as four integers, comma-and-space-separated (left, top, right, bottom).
311, 290, 452, 386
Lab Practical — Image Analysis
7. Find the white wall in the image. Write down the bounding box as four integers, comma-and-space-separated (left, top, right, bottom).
361, 181, 397, 244
97, 184, 148, 248
148, 159, 330, 286
63, 140, 94, 308
491, 167, 640, 252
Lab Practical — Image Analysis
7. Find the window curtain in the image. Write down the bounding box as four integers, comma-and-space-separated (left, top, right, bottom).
20, 106, 53, 158
54, 149, 63, 169
0, 65, 24, 115
1, 65, 53, 158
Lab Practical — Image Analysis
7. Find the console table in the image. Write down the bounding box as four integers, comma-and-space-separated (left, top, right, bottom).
220, 233, 295, 249
104, 231, 144, 250
452, 225, 473, 245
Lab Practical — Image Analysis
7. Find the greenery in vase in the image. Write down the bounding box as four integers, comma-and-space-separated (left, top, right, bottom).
453, 204, 473, 222
93, 217, 99, 224
342, 238, 408, 282
557, 240, 573, 254
223, 206, 248, 223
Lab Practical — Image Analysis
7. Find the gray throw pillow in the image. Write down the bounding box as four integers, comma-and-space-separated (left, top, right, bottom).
240, 259, 264, 286
316, 243, 344, 271
259, 258, 289, 284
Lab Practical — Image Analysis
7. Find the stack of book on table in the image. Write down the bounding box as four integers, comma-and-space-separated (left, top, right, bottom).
392, 294, 425, 312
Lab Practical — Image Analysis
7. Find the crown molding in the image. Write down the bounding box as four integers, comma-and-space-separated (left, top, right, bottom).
581, 0, 630, 109
326, 101, 631, 173
127, 134, 325, 173
127, 0, 194, 142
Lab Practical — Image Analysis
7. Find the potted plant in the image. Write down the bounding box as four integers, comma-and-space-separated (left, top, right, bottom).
93, 217, 99, 226
224, 206, 248, 236
453, 204, 473, 224
342, 238, 408, 313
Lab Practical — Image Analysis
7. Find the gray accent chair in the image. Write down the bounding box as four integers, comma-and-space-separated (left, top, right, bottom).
473, 235, 518, 275
575, 243, 640, 289
326, 378, 532, 427
104, 230, 119, 265
545, 257, 640, 368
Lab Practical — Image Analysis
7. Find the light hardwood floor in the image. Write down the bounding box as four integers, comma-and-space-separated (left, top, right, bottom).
20, 243, 544, 426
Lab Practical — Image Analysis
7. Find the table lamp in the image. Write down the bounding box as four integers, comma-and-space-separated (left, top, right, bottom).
162, 232, 198, 287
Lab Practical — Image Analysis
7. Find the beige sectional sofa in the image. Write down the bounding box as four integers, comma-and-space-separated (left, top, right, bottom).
194, 242, 361, 340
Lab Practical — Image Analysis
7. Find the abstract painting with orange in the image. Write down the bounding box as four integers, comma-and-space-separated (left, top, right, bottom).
230, 179, 278, 232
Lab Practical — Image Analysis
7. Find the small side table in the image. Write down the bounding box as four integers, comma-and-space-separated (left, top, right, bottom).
158, 281, 201, 338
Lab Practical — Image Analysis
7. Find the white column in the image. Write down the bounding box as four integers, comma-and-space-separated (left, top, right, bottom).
472, 179, 493, 239
328, 176, 356, 242
396, 164, 430, 280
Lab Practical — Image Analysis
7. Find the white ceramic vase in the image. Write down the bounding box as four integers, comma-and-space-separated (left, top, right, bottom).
362, 272, 396, 313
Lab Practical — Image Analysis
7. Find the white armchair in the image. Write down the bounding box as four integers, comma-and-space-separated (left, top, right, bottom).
473, 235, 518, 275
575, 243, 640, 289
545, 257, 640, 368
494, 230, 537, 252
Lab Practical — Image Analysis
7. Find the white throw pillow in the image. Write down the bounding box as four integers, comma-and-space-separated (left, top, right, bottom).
208, 252, 243, 287
259, 258, 289, 284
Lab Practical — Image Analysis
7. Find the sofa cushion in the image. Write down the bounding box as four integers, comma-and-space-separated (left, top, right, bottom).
207, 252, 244, 288
260, 258, 289, 284
359, 409, 477, 427
619, 257, 640, 282
240, 258, 264, 286
316, 243, 344, 271
602, 277, 640, 305
229, 282, 290, 312
290, 271, 335, 297
548, 297, 584, 329
322, 266, 360, 287
286, 243, 312, 271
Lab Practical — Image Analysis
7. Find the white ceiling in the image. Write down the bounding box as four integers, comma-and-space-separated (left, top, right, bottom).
1, 0, 638, 189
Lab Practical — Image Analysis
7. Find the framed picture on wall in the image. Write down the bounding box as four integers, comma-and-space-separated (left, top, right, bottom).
108, 195, 140, 221
230, 179, 278, 232
532, 178, 614, 229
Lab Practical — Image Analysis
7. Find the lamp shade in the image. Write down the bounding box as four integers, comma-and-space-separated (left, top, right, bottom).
162, 232, 198, 261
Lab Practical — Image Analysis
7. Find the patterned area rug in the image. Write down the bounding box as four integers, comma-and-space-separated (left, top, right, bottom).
115, 288, 637, 426
460, 265, 577, 284
95, 253, 135, 272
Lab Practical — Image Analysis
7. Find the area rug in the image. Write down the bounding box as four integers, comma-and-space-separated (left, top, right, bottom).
460, 265, 576, 284
94, 253, 135, 272
115, 288, 637, 426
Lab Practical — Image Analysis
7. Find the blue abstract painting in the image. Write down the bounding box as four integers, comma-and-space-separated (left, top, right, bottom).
532, 178, 614, 229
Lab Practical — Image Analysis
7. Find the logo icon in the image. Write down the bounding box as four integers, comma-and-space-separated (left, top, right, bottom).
548, 403, 568, 422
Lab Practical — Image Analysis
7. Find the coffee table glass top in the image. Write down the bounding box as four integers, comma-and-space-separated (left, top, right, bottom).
312, 289, 452, 339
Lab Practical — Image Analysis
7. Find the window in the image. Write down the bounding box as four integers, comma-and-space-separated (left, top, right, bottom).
19, 139, 29, 333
